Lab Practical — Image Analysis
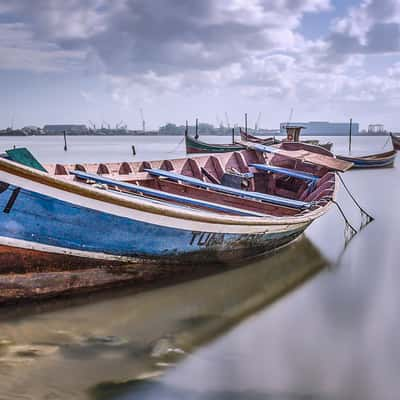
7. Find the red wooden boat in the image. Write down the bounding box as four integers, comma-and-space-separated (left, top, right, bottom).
0, 144, 351, 302
239, 130, 278, 145
241, 127, 333, 151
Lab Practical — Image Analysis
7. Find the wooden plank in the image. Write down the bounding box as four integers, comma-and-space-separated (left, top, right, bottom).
70, 170, 266, 217
249, 164, 319, 182
242, 141, 353, 172
145, 168, 311, 210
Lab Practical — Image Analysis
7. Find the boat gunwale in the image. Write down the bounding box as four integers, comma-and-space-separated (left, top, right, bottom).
336, 149, 397, 162
0, 156, 336, 227
185, 135, 244, 150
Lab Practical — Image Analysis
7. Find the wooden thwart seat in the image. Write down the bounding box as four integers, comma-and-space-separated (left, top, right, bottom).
145, 168, 311, 210
70, 170, 266, 217
249, 164, 319, 182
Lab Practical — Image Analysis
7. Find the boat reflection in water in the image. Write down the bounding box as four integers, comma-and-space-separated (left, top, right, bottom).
0, 236, 328, 400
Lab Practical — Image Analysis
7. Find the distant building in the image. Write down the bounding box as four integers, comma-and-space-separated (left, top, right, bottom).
368, 124, 385, 134
22, 126, 42, 134
43, 124, 88, 134
279, 121, 358, 136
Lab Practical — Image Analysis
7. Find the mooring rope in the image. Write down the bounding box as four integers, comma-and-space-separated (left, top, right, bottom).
167, 136, 185, 154
331, 199, 358, 243
336, 172, 374, 229
382, 133, 391, 149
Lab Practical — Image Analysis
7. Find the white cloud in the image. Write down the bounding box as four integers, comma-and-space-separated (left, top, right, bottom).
0, 0, 399, 126
0, 23, 84, 72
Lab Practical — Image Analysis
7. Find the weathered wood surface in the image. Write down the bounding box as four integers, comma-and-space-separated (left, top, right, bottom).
242, 141, 353, 172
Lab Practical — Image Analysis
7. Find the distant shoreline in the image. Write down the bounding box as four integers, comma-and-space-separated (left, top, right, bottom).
0, 132, 393, 137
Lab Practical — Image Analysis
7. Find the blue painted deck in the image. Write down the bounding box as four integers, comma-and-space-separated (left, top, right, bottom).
145, 168, 311, 210
0, 183, 307, 262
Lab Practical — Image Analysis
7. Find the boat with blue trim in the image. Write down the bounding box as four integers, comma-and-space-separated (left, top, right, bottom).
336, 149, 397, 169
0, 144, 351, 283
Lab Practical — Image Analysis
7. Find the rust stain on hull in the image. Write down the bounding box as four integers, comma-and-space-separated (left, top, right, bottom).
0, 231, 304, 305
0, 245, 125, 274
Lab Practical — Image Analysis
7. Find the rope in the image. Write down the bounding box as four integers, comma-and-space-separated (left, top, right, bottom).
382, 133, 391, 149
167, 136, 185, 154
336, 172, 374, 229
331, 200, 358, 243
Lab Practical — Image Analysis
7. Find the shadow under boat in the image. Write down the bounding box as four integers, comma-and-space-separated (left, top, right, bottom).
0, 235, 328, 400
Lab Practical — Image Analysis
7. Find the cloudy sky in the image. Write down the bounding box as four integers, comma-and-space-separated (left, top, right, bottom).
0, 0, 399, 130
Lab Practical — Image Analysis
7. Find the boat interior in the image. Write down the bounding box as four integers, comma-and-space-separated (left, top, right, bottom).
43, 147, 337, 218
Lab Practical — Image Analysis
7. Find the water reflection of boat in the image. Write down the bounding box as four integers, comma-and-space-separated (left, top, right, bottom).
0, 236, 328, 400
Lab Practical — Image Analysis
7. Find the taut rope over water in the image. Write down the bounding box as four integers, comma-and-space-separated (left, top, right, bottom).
336, 172, 374, 229
167, 136, 185, 154
331, 199, 358, 244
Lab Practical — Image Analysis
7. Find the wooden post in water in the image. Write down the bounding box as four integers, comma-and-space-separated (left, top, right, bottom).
131, 145, 136, 156
232, 127, 235, 144
348, 118, 352, 154
245, 113, 248, 134
185, 120, 188, 137
63, 130, 68, 152
195, 118, 199, 139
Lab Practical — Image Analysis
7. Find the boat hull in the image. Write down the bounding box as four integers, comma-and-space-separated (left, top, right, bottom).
0, 181, 309, 272
336, 151, 396, 169
185, 135, 243, 154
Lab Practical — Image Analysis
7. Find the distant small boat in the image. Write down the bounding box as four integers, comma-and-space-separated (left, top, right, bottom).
391, 133, 400, 150
239, 130, 278, 145
185, 132, 244, 154
257, 125, 333, 151
336, 150, 397, 169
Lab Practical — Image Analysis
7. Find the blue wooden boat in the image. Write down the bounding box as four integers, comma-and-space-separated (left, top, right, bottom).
0, 145, 351, 276
336, 149, 396, 169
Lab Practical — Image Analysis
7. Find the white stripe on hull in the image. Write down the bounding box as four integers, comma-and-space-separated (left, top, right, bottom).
0, 236, 140, 262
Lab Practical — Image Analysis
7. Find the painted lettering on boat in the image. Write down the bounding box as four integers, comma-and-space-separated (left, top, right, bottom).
190, 232, 270, 248
190, 232, 226, 247
0, 182, 20, 213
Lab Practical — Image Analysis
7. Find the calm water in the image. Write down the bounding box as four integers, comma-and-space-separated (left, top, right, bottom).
0, 135, 398, 400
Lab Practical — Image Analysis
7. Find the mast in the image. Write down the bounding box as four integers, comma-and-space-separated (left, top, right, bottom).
63, 130, 68, 152
348, 118, 352, 154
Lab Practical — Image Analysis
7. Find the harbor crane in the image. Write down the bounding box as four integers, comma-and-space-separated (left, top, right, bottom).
88, 120, 96, 130
255, 112, 261, 131
225, 112, 230, 129
140, 109, 146, 132
216, 114, 223, 128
